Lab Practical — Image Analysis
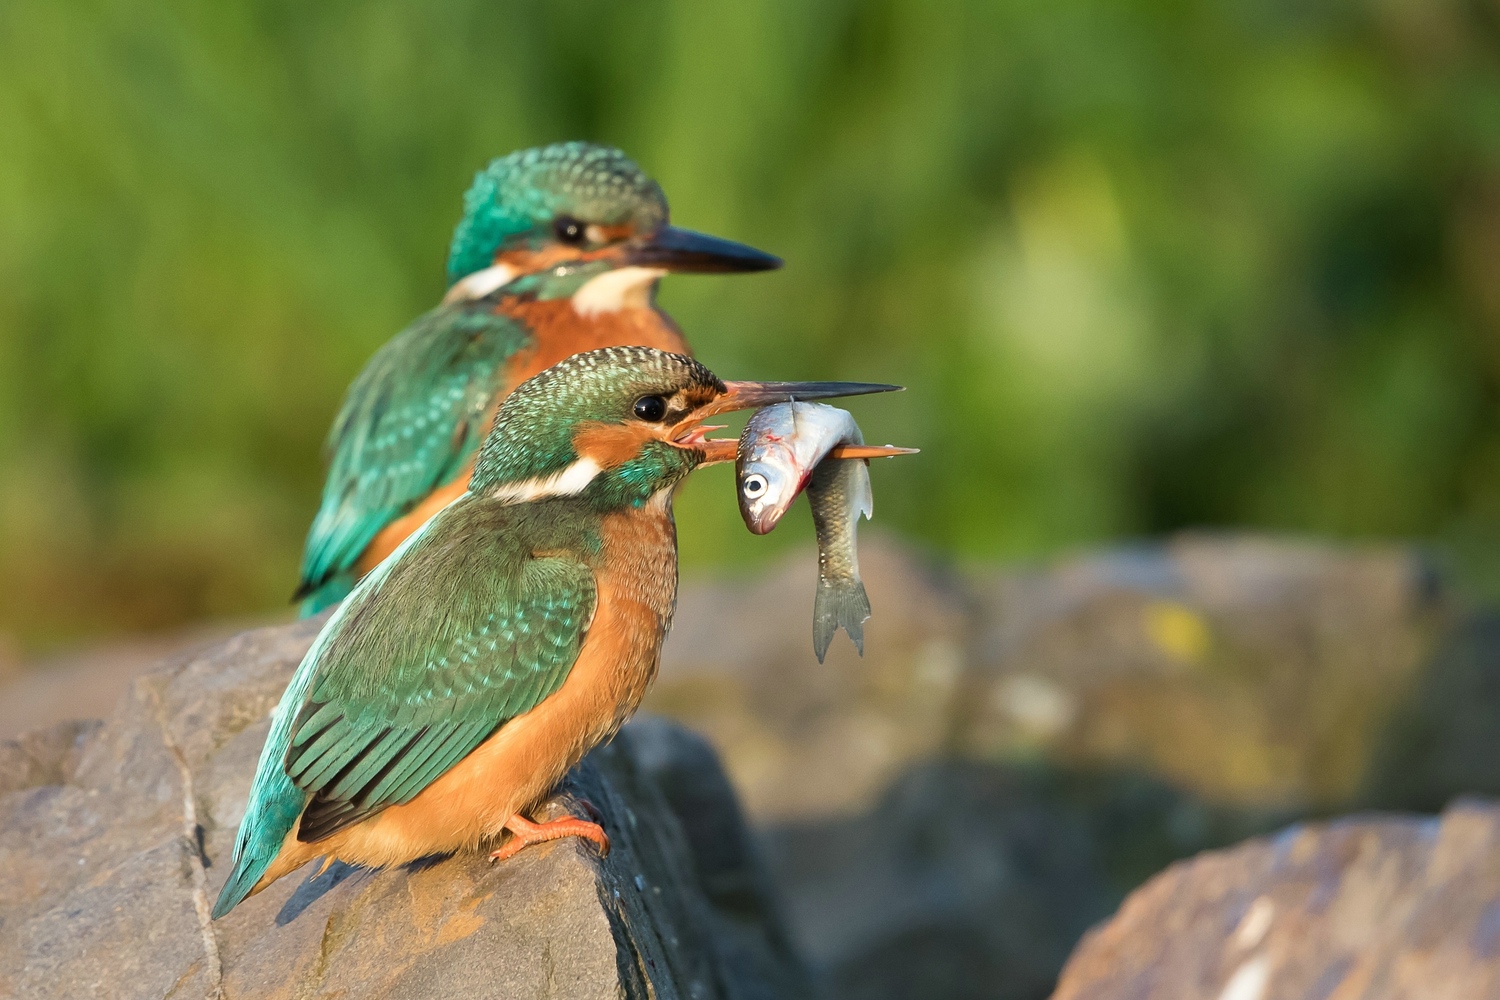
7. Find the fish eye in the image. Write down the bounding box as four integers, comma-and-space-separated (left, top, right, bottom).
553, 215, 585, 244
633, 395, 668, 422
742, 473, 768, 498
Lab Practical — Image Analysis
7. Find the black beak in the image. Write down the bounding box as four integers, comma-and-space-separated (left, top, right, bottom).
707, 380, 903, 414
627, 225, 782, 274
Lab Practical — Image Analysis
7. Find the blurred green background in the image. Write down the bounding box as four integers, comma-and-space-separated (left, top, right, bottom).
1, 0, 1498, 653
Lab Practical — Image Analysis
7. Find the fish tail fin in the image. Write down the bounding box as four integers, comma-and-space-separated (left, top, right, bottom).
212, 763, 306, 919
813, 577, 872, 663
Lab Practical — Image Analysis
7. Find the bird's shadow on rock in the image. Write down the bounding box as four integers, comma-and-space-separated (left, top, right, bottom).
274, 852, 455, 925
275, 861, 367, 926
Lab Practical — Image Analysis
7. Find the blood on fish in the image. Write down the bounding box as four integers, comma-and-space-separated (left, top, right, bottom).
735, 402, 874, 660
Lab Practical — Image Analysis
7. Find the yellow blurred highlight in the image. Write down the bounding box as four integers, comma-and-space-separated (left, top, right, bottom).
1143, 601, 1211, 665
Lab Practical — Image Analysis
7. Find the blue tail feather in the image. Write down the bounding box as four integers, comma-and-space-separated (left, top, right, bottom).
212, 623, 331, 918
298, 573, 353, 618
212, 766, 307, 918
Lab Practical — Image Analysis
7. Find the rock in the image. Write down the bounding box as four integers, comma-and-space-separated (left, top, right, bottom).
652, 533, 1442, 825
0, 718, 99, 797
962, 534, 1444, 809
1051, 799, 1500, 1000
0, 620, 807, 1000
649, 533, 1449, 1000
653, 536, 973, 823
0, 533, 1464, 1000
765, 759, 1282, 1000
0, 623, 243, 741
1362, 610, 1500, 811
766, 761, 1117, 1000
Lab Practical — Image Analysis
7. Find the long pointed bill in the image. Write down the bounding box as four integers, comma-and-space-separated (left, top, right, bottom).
705, 380, 903, 416
626, 226, 782, 274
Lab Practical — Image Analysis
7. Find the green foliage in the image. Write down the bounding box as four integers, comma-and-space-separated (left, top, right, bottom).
2, 0, 1499, 647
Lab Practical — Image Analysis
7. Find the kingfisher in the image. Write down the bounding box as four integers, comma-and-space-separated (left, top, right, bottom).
213, 348, 900, 918
296, 142, 781, 614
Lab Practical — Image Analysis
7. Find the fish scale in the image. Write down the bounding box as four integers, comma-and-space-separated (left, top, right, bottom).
736, 401, 874, 662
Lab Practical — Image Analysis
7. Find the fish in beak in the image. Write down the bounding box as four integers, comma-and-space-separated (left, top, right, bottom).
677, 380, 908, 464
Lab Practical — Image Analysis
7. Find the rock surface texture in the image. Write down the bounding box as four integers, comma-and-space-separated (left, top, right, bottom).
651, 534, 1444, 998
653, 533, 1440, 823
0, 620, 805, 1000
1052, 799, 1500, 1000
0, 534, 1477, 1000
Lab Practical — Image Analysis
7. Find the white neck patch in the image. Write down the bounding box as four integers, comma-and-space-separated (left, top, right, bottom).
572, 266, 667, 317
489, 456, 602, 504
443, 263, 520, 305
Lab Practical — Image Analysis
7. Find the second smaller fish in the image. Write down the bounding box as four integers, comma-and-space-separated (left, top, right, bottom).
737, 402, 915, 662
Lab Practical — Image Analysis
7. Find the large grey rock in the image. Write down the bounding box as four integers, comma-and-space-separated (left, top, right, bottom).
1051, 800, 1500, 1000
0, 533, 1465, 1000
963, 535, 1442, 809
653, 537, 973, 823
1362, 611, 1500, 811
764, 758, 1286, 1000
0, 620, 806, 1000
650, 534, 1446, 999
652, 533, 1442, 824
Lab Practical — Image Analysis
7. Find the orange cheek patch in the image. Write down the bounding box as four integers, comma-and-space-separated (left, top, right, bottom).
572, 422, 658, 469
496, 241, 629, 274
496, 245, 588, 272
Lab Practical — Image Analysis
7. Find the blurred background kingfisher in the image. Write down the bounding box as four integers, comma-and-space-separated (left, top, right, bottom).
294, 142, 781, 614
214, 347, 896, 916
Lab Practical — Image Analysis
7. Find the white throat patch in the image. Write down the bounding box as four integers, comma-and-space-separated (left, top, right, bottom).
571, 266, 667, 317
443, 263, 520, 305
489, 457, 602, 504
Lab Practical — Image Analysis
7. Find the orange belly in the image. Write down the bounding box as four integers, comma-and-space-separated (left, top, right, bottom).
257, 495, 679, 889
353, 304, 688, 577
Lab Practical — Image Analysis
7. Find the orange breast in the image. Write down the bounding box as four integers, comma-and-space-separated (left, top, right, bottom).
498, 300, 691, 390
256, 492, 682, 888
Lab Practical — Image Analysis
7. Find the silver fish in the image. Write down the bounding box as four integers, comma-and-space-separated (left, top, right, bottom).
737, 402, 874, 662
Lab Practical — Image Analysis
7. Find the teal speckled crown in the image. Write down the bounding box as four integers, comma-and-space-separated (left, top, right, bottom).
446, 143, 668, 284
471, 347, 719, 493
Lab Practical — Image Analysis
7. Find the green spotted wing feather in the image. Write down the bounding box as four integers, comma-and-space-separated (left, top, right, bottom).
296, 299, 532, 612
286, 524, 597, 842
212, 499, 598, 920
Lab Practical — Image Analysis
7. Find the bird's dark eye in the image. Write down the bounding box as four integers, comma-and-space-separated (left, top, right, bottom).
633, 395, 668, 422
553, 215, 585, 244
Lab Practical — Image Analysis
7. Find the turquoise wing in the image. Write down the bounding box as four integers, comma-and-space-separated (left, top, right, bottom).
296, 299, 531, 611
284, 533, 597, 842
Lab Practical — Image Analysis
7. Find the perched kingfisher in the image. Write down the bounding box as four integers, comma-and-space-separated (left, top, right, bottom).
296, 142, 781, 613
213, 348, 897, 917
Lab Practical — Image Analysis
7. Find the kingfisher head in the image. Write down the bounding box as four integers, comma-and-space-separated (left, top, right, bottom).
444, 143, 780, 311
470, 347, 896, 511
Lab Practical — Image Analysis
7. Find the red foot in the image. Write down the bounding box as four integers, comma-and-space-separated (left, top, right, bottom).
489, 809, 610, 863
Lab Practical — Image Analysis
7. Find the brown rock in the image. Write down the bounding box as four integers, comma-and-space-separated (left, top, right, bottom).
651, 533, 1441, 827
0, 719, 99, 797
962, 533, 1442, 809
1052, 799, 1500, 1000
652, 536, 972, 822
0, 533, 1461, 1000
0, 620, 806, 1000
